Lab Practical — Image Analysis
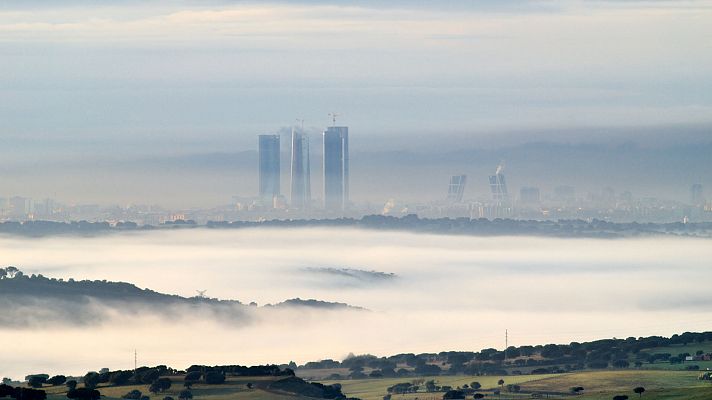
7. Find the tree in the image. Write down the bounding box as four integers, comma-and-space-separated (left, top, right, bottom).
474, 394, 485, 400
415, 364, 442, 375
109, 371, 133, 386
498, 379, 504, 388
613, 396, 629, 400
471, 382, 481, 390
178, 390, 193, 400
149, 384, 161, 395
633, 387, 645, 397
28, 376, 47, 388
184, 372, 201, 384
442, 389, 466, 399
204, 372, 225, 385
386, 383, 412, 395
66, 381, 78, 391
47, 376, 66, 386
136, 369, 159, 384
82, 373, 100, 390
149, 378, 172, 394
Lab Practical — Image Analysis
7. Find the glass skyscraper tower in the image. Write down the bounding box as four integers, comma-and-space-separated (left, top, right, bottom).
290, 128, 311, 209
322, 126, 349, 211
258, 134, 280, 204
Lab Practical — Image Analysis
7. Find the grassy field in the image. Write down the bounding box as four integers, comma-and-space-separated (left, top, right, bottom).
36, 370, 712, 400
323, 374, 552, 400
639, 360, 712, 371
43, 376, 300, 400
518, 370, 712, 399
326, 370, 712, 400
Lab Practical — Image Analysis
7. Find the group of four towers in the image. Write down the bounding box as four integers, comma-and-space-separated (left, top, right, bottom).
258, 125, 349, 211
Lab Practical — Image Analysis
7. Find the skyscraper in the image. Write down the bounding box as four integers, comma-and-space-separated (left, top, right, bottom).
290, 128, 311, 209
447, 175, 467, 203
488, 164, 509, 203
323, 126, 349, 210
258, 134, 280, 204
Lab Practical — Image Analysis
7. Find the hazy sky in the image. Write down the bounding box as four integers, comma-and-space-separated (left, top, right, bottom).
1, 0, 712, 154
2, 228, 712, 378
1, 1, 711, 206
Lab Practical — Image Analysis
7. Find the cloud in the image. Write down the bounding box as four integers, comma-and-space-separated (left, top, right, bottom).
0, 0, 711, 152
0, 295, 253, 329
0, 228, 711, 378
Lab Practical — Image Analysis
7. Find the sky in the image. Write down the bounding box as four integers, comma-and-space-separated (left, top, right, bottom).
1, 1, 712, 149
0, 0, 711, 205
2, 228, 712, 378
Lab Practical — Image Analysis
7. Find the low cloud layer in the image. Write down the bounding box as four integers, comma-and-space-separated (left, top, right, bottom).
1, 228, 711, 379
300, 267, 397, 288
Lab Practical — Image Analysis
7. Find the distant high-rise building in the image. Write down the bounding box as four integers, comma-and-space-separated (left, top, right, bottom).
323, 126, 349, 210
258, 134, 280, 204
520, 187, 540, 204
488, 164, 509, 203
290, 128, 311, 209
447, 175, 467, 203
690, 183, 704, 205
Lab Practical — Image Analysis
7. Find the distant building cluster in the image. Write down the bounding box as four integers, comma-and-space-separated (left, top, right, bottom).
0, 118, 710, 225
427, 167, 710, 223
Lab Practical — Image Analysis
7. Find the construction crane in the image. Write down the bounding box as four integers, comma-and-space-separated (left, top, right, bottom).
196, 289, 207, 298
328, 112, 340, 126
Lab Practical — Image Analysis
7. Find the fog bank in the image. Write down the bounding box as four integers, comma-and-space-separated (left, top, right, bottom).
1, 228, 711, 378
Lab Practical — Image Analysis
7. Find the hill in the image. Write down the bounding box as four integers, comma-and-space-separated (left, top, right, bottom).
10, 332, 712, 400
0, 267, 364, 328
